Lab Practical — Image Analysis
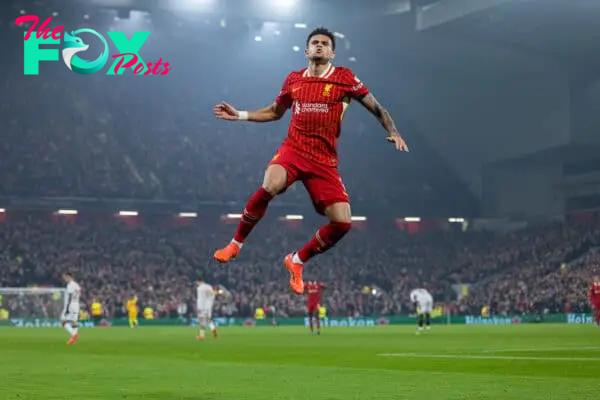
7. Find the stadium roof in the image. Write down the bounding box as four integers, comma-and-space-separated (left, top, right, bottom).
420, 0, 600, 72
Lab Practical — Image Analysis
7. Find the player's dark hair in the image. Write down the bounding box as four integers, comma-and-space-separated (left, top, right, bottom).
64, 272, 72, 278
306, 27, 336, 51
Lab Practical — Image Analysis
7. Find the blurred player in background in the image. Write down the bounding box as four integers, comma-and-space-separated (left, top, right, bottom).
126, 294, 139, 328
588, 275, 600, 327
410, 288, 433, 335
306, 280, 327, 335
213, 27, 408, 295
196, 277, 217, 340
61, 272, 81, 345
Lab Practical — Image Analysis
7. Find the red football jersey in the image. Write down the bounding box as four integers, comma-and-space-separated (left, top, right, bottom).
588, 282, 600, 303
306, 282, 325, 305
275, 65, 370, 167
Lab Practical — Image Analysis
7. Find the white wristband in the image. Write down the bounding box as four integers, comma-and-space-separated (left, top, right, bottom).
238, 111, 249, 121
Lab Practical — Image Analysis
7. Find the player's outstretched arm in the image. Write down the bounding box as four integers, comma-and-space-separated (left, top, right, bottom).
213, 101, 287, 123
358, 93, 409, 152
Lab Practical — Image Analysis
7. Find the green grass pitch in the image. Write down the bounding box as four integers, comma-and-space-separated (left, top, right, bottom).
1, 324, 598, 399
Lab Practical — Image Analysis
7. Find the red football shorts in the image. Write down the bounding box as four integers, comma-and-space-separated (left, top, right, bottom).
268, 146, 349, 215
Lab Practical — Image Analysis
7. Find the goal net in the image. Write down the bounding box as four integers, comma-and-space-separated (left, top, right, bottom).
0, 287, 67, 326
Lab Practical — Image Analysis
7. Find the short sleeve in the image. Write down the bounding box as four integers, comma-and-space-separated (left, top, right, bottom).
344, 69, 370, 100
274, 73, 294, 109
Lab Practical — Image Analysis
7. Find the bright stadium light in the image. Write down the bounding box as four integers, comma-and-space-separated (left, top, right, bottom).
179, 212, 197, 218
448, 217, 465, 223
285, 214, 304, 220
292, 45, 300, 52
226, 213, 242, 219
404, 217, 421, 222
294, 23, 307, 29
0, 208, 5, 213
83, 14, 90, 20
254, 36, 262, 41
333, 32, 345, 38
58, 209, 78, 215
274, 0, 296, 9
349, 56, 356, 62
119, 211, 138, 216
351, 216, 367, 221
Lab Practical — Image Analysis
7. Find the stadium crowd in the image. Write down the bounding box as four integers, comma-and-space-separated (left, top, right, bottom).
0, 212, 598, 319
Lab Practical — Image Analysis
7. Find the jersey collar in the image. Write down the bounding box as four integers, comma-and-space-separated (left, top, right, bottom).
303, 63, 335, 79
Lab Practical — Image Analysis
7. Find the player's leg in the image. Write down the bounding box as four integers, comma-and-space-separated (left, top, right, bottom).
315, 309, 321, 334
425, 313, 431, 330
594, 307, 600, 326
66, 317, 79, 345
284, 169, 351, 294
128, 315, 134, 328
308, 310, 314, 333
215, 151, 299, 263
198, 313, 206, 340
417, 313, 424, 333
61, 319, 74, 337
207, 309, 217, 338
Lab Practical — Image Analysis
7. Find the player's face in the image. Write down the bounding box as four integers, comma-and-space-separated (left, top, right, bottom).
305, 35, 334, 63
62, 274, 70, 282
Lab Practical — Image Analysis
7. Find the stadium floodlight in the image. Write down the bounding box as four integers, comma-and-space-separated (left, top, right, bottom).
52, 11, 59, 17
83, 14, 90, 20
294, 23, 307, 29
351, 216, 367, 221
274, 0, 296, 9
292, 45, 300, 52
404, 217, 421, 222
349, 56, 356, 62
57, 209, 78, 215
178, 212, 197, 218
448, 217, 465, 223
254, 36, 262, 41
226, 213, 242, 219
285, 214, 304, 220
333, 32, 345, 38
118, 211, 138, 216
0, 208, 5, 213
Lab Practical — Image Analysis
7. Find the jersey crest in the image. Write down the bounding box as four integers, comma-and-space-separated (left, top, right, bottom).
322, 84, 333, 97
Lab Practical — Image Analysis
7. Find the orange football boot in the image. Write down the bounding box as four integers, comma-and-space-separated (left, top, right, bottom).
284, 253, 304, 295
214, 242, 240, 263
67, 333, 79, 345
196, 335, 205, 341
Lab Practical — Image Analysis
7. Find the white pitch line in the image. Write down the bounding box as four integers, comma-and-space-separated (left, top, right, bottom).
483, 346, 600, 353
378, 353, 600, 362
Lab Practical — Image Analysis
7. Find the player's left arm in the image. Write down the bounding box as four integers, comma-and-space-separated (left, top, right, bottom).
357, 93, 408, 152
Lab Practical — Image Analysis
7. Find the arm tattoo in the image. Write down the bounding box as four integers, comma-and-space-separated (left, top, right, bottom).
359, 93, 399, 134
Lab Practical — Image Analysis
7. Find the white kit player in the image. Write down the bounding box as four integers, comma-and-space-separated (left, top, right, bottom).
62, 272, 81, 345
410, 288, 433, 334
196, 277, 217, 340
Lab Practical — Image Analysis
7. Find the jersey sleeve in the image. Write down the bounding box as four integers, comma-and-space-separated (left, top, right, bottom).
274, 73, 294, 109
343, 68, 370, 100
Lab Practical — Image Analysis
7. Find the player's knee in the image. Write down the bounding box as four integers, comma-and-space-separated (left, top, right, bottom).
330, 221, 352, 240
263, 165, 288, 195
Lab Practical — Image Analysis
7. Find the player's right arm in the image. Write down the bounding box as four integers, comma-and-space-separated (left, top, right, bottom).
213, 74, 293, 122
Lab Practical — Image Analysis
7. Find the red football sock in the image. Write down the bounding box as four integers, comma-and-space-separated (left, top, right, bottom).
309, 314, 314, 331
233, 188, 273, 243
297, 222, 352, 262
